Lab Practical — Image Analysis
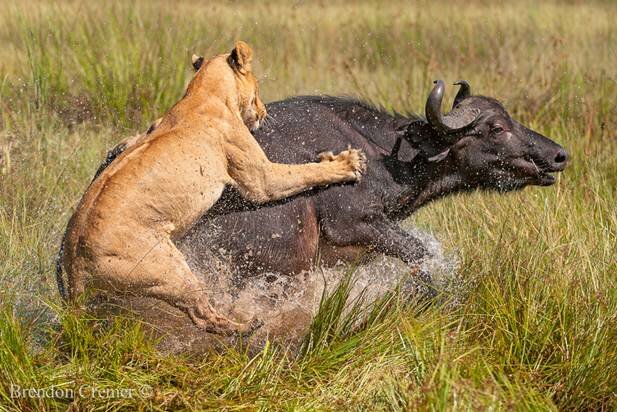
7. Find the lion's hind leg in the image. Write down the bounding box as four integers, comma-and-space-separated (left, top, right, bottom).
100, 235, 259, 336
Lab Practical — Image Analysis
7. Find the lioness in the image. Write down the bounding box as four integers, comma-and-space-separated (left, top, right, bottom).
61, 41, 366, 335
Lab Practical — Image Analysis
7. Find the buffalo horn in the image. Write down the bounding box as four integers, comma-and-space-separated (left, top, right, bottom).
425, 80, 480, 134
452, 80, 471, 109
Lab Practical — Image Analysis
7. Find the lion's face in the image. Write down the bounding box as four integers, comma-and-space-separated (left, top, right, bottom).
235, 70, 267, 132
192, 41, 267, 131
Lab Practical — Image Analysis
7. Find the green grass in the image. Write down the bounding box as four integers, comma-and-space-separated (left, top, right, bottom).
1, 0, 616, 410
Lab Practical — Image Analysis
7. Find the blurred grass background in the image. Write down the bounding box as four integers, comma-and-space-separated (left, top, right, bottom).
0, 0, 616, 410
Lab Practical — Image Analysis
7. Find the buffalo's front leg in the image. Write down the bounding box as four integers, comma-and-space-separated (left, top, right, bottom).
320, 213, 436, 297
321, 213, 428, 265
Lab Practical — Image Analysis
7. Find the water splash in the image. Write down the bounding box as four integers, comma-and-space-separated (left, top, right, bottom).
93, 226, 463, 355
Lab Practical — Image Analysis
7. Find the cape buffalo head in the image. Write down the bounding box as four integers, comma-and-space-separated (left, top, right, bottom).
408, 80, 568, 192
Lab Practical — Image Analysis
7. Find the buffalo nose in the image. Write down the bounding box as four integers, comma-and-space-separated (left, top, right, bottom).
553, 148, 568, 169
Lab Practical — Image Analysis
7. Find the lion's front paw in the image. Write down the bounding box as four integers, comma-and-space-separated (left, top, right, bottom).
318, 147, 367, 181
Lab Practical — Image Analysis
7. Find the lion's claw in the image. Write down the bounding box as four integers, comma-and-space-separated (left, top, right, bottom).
318, 147, 367, 182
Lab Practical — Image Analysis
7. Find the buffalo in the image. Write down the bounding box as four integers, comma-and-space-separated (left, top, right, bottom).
179, 80, 568, 281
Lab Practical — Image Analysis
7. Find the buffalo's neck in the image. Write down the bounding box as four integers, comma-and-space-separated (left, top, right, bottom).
384, 157, 467, 220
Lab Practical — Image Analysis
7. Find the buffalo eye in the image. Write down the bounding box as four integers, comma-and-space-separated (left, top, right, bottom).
491, 125, 505, 135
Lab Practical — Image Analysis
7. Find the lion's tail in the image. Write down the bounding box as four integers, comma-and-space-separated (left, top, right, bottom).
55, 237, 69, 302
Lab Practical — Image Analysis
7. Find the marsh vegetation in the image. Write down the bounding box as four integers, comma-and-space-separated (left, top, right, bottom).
0, 1, 616, 409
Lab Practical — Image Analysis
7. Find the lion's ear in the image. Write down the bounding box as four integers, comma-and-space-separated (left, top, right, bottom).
191, 54, 204, 71
228, 41, 253, 74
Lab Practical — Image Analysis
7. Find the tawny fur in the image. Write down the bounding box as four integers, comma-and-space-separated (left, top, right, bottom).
61, 41, 366, 335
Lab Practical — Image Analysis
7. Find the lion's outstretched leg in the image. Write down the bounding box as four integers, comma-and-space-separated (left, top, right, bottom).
100, 235, 258, 336
226, 131, 367, 204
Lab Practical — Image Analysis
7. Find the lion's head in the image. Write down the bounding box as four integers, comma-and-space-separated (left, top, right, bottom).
191, 41, 267, 131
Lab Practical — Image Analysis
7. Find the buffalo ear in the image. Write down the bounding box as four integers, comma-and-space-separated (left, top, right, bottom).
404, 122, 453, 162
228, 41, 253, 74
191, 54, 204, 71
389, 123, 419, 162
